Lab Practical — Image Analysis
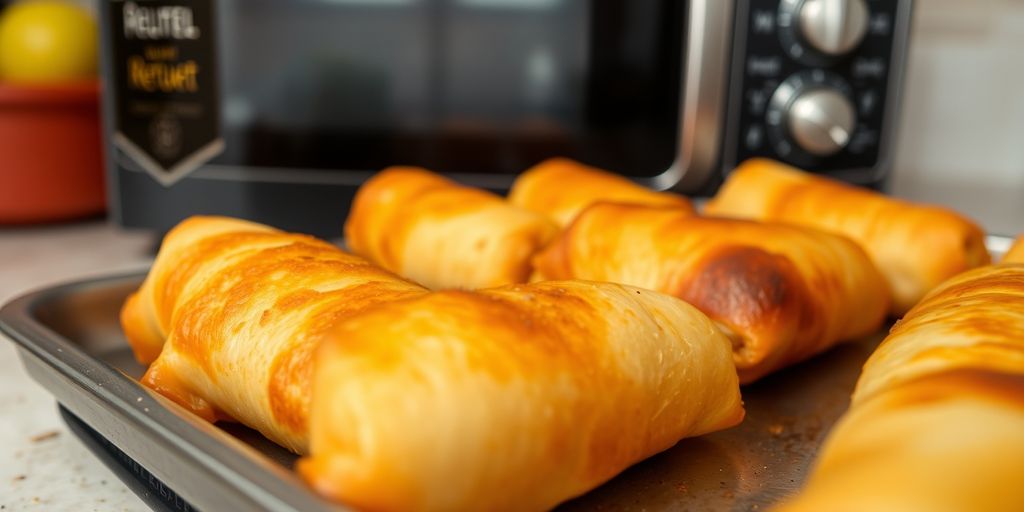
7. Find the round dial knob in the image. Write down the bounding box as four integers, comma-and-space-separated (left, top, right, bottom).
787, 88, 856, 156
798, 0, 869, 56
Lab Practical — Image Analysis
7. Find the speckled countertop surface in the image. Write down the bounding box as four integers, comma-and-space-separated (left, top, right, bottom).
0, 221, 153, 512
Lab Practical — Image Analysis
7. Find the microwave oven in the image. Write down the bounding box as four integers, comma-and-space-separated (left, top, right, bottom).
101, 0, 913, 237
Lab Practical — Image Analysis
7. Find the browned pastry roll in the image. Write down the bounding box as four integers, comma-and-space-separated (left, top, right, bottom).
705, 158, 990, 314
299, 280, 744, 512
131, 216, 428, 453
121, 216, 283, 364
344, 166, 558, 290
777, 263, 1024, 512
532, 203, 889, 383
853, 264, 1024, 404
1005, 235, 1024, 263
508, 157, 695, 228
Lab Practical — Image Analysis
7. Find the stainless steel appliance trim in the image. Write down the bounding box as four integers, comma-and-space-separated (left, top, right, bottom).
649, 0, 734, 192
721, 0, 755, 179
869, 0, 914, 185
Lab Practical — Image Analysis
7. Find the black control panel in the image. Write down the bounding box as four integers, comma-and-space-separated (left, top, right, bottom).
725, 0, 907, 185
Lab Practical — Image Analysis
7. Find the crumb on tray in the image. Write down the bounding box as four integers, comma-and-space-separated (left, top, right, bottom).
29, 430, 59, 443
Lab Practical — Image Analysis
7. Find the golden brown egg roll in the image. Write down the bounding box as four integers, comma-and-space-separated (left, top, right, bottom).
508, 157, 695, 227
705, 159, 990, 314
532, 203, 889, 383
777, 263, 1024, 512
1005, 235, 1024, 263
853, 264, 1024, 404
344, 167, 558, 290
298, 280, 744, 512
121, 216, 284, 364
777, 371, 1024, 512
136, 217, 428, 453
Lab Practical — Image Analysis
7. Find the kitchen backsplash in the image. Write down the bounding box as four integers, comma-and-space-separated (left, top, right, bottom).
890, 0, 1024, 235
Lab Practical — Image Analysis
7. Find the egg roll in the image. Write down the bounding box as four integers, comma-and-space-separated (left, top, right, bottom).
121, 216, 283, 364
508, 157, 695, 227
533, 203, 889, 382
853, 263, 1024, 404
136, 217, 428, 453
777, 263, 1024, 512
705, 159, 990, 314
344, 167, 558, 290
299, 280, 744, 512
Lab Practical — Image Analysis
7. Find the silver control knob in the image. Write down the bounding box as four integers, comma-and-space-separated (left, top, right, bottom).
798, 0, 869, 56
786, 88, 856, 156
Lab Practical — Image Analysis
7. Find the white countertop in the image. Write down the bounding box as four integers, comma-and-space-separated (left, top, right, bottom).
0, 221, 153, 511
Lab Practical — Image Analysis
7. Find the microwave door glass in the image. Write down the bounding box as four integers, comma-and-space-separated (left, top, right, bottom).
214, 0, 685, 178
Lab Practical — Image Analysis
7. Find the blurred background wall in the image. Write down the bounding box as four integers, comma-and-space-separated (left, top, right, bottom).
890, 0, 1024, 234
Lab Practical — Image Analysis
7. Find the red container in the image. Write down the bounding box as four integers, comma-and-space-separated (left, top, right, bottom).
0, 81, 105, 224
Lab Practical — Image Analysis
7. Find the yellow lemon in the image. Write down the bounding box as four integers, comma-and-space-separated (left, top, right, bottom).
0, 1, 98, 83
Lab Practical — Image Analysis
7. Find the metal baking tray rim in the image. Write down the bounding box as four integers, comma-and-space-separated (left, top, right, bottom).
0, 273, 344, 512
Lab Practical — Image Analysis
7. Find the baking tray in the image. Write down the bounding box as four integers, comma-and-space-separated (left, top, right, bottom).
0, 235, 1011, 511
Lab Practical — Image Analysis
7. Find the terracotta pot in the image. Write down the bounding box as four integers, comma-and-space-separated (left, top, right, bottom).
0, 80, 105, 224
